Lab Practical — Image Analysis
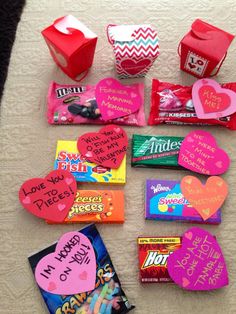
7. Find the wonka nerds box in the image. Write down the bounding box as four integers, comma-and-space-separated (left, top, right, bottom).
145, 179, 221, 224
54, 140, 126, 184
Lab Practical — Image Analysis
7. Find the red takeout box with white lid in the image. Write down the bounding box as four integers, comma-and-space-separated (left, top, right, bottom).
107, 24, 160, 78
42, 15, 97, 80
179, 19, 234, 78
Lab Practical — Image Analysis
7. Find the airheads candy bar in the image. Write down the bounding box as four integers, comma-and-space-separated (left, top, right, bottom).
148, 79, 236, 129
145, 179, 221, 224
138, 237, 181, 283
54, 140, 126, 184
47, 190, 124, 224
131, 134, 184, 168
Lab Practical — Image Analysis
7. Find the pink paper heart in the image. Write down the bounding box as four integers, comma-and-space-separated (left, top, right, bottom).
178, 130, 230, 175
65, 178, 73, 185
48, 281, 57, 291
58, 204, 66, 211
167, 227, 229, 290
95, 78, 142, 121
19, 170, 77, 222
35, 231, 96, 295
182, 277, 190, 287
79, 271, 88, 280
85, 151, 93, 158
22, 196, 31, 204
192, 79, 236, 119
185, 232, 193, 240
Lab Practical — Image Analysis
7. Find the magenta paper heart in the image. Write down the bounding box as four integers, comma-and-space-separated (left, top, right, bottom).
19, 170, 77, 222
192, 79, 236, 119
178, 130, 230, 175
77, 125, 128, 169
120, 59, 151, 75
167, 227, 229, 290
35, 231, 96, 295
95, 77, 142, 121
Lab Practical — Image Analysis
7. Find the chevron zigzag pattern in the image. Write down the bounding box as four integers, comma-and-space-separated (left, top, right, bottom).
109, 25, 160, 77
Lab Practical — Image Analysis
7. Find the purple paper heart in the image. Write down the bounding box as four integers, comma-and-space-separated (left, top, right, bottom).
167, 227, 229, 290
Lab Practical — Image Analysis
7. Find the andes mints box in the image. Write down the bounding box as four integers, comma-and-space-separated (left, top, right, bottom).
131, 134, 184, 168
145, 179, 221, 224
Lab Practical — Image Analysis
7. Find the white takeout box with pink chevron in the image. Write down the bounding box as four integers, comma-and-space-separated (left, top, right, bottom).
107, 24, 160, 78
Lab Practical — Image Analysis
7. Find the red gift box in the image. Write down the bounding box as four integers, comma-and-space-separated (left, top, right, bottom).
42, 15, 97, 80
179, 19, 234, 78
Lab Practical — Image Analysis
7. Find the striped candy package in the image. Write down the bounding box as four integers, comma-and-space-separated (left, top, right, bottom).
107, 24, 160, 78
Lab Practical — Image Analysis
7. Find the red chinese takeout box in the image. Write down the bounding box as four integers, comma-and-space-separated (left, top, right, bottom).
42, 15, 97, 80
179, 19, 234, 78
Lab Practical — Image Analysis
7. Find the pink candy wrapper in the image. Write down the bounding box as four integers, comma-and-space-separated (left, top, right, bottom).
47, 81, 146, 126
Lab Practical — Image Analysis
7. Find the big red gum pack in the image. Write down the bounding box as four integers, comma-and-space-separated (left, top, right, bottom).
138, 237, 181, 283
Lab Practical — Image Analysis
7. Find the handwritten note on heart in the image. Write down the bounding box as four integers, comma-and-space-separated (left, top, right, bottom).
35, 231, 96, 295
19, 170, 77, 222
181, 176, 228, 220
178, 130, 230, 175
167, 227, 229, 290
95, 78, 142, 121
77, 125, 128, 169
192, 79, 236, 119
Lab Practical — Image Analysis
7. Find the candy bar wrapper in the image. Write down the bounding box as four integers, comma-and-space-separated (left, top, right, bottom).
29, 224, 135, 314
54, 140, 126, 184
131, 134, 184, 168
138, 237, 181, 283
145, 179, 221, 224
47, 81, 146, 126
148, 79, 236, 129
47, 190, 125, 224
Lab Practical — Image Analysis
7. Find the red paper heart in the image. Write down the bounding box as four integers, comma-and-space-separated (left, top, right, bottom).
200, 86, 230, 113
120, 59, 151, 75
19, 170, 77, 222
188, 63, 196, 69
77, 125, 128, 169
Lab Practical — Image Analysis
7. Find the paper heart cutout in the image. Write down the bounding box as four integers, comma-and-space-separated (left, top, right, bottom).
181, 176, 228, 220
192, 79, 236, 119
48, 281, 57, 291
58, 203, 66, 211
77, 125, 128, 169
167, 227, 229, 290
178, 130, 230, 175
35, 231, 96, 295
120, 59, 151, 76
79, 271, 87, 280
182, 277, 190, 287
185, 232, 193, 240
95, 78, 142, 121
19, 170, 77, 222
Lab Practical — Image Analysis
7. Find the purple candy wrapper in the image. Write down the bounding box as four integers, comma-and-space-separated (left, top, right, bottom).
145, 179, 221, 224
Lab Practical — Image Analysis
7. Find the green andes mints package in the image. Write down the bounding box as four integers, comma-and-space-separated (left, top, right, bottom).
131, 134, 184, 168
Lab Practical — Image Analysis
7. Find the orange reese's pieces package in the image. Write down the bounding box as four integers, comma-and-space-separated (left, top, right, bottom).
47, 190, 124, 224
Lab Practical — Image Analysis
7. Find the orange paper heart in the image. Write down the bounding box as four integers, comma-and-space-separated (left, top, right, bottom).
180, 176, 228, 221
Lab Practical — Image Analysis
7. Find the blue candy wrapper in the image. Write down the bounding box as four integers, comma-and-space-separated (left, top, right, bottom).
28, 224, 134, 314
